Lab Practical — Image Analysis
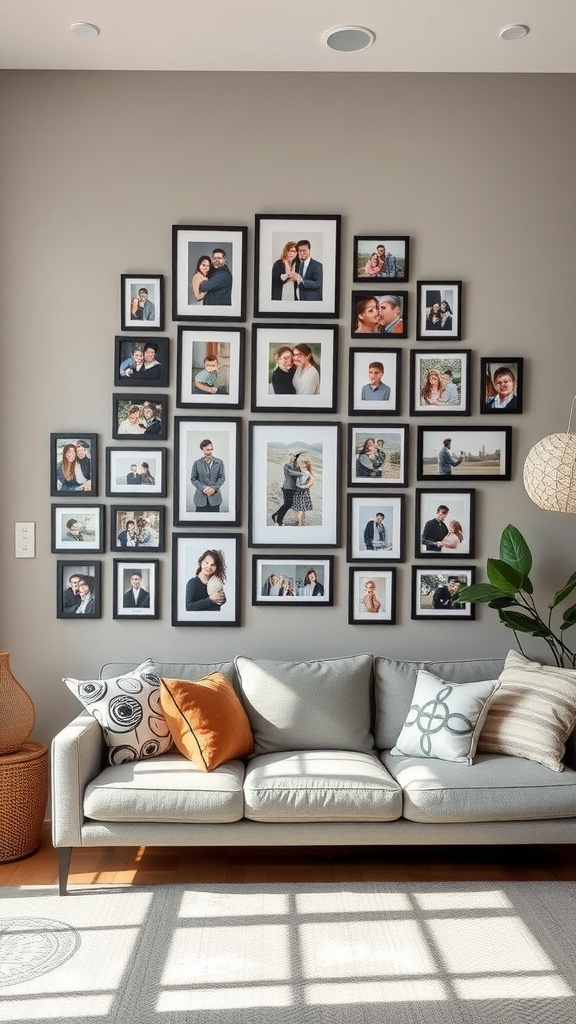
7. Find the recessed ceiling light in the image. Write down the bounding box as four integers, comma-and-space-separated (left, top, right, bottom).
70, 22, 101, 40
322, 26, 375, 53
499, 24, 529, 41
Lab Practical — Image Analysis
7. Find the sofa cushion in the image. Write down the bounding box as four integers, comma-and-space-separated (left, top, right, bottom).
64, 658, 173, 765
235, 654, 374, 756
374, 656, 506, 751
84, 754, 245, 823
390, 670, 500, 764
477, 649, 576, 772
244, 750, 401, 822
160, 672, 253, 771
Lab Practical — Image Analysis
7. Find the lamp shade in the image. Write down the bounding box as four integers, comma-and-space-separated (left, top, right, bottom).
523, 432, 576, 512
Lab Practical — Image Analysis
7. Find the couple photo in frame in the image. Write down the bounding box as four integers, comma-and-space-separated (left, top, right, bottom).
252, 555, 334, 606
254, 214, 341, 318
172, 225, 248, 323
251, 324, 338, 413
120, 274, 164, 332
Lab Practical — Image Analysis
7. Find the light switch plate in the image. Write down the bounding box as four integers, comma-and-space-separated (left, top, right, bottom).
15, 522, 35, 558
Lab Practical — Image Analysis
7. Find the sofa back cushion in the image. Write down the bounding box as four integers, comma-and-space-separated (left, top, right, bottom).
374, 657, 505, 751
235, 654, 374, 756
101, 661, 236, 690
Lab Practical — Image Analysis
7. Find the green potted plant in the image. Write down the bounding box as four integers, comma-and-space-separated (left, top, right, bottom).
459, 524, 576, 668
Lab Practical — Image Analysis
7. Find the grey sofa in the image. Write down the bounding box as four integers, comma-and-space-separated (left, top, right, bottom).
51, 654, 576, 894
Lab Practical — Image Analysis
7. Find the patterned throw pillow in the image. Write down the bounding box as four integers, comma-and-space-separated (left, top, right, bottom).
390, 669, 500, 764
64, 658, 173, 765
477, 649, 576, 771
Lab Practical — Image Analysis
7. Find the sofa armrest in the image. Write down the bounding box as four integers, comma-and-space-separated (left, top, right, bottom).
51, 713, 104, 847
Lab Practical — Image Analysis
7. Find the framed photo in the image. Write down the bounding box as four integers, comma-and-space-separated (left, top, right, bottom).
252, 555, 334, 606
172, 533, 241, 626
112, 395, 168, 441
410, 349, 470, 415
110, 506, 165, 553
120, 274, 164, 331
415, 488, 475, 558
416, 426, 512, 481
51, 504, 104, 553
114, 337, 169, 388
348, 347, 401, 416
174, 417, 241, 526
113, 559, 159, 620
417, 280, 462, 341
481, 358, 524, 414
351, 290, 408, 340
353, 236, 410, 283
172, 224, 247, 322
348, 568, 397, 625
251, 324, 338, 413
348, 425, 409, 488
177, 326, 244, 409
346, 494, 405, 563
412, 566, 476, 620
254, 214, 341, 318
56, 560, 102, 619
50, 433, 98, 497
106, 447, 167, 497
249, 421, 340, 547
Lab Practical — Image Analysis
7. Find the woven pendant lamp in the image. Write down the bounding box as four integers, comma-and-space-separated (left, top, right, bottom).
523, 396, 576, 512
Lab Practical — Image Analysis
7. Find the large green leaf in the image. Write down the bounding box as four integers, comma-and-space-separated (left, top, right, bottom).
498, 609, 549, 635
500, 524, 532, 576
551, 573, 576, 609
486, 558, 525, 594
458, 583, 505, 604
488, 596, 520, 609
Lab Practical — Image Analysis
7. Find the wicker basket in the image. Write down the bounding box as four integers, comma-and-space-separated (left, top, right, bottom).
0, 741, 48, 862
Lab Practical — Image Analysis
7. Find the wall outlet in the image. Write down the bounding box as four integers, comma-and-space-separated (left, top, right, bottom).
15, 522, 35, 558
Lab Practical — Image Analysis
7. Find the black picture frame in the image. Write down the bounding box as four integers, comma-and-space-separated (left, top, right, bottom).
106, 447, 167, 498
352, 235, 410, 283
351, 290, 408, 340
252, 555, 334, 606
120, 274, 164, 332
51, 504, 105, 553
172, 533, 241, 627
113, 559, 160, 620
112, 395, 168, 441
416, 280, 462, 341
481, 357, 524, 414
411, 566, 476, 620
348, 567, 397, 625
254, 214, 341, 318
251, 324, 338, 413
172, 224, 247, 322
348, 425, 409, 488
114, 336, 169, 388
50, 433, 98, 497
410, 349, 471, 416
346, 494, 405, 563
174, 417, 241, 527
348, 347, 401, 416
176, 326, 245, 409
416, 426, 512, 481
56, 560, 102, 619
415, 488, 476, 559
110, 505, 165, 553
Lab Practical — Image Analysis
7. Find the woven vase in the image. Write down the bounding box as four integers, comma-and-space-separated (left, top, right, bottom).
0, 651, 35, 755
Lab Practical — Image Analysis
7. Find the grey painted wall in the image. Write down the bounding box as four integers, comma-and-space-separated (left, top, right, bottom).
1, 71, 575, 746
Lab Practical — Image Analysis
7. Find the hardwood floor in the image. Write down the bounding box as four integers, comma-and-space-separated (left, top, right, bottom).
1, 824, 576, 887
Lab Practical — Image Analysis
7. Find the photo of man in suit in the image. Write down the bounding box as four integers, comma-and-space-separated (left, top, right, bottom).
294, 240, 323, 301
190, 438, 225, 511
123, 570, 150, 608
127, 464, 141, 485
198, 248, 233, 306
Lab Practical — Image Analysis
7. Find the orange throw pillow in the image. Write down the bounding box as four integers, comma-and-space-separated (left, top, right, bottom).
160, 673, 253, 771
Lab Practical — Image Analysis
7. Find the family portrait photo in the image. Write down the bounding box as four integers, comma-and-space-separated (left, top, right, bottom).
481, 358, 523, 414
176, 326, 244, 408
351, 291, 408, 339
51, 504, 104, 553
172, 534, 240, 626
348, 426, 409, 487
106, 448, 167, 497
346, 494, 405, 562
113, 560, 159, 619
412, 567, 476, 620
417, 427, 512, 480
348, 568, 396, 625
252, 555, 334, 606
254, 214, 341, 318
249, 421, 340, 547
415, 488, 475, 558
172, 225, 247, 322
416, 280, 462, 340
114, 337, 169, 388
56, 561, 101, 619
353, 236, 410, 283
51, 434, 97, 496
120, 274, 164, 332
110, 506, 164, 552
112, 396, 167, 440
348, 348, 401, 416
251, 324, 337, 412
174, 417, 240, 526
410, 350, 470, 415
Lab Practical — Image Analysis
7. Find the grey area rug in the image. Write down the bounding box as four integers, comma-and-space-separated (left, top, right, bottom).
1, 881, 576, 1023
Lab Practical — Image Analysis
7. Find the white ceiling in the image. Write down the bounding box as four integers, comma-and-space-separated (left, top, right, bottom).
1, 1, 575, 73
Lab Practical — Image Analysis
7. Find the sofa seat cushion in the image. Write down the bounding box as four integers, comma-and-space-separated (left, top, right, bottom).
381, 750, 576, 823
244, 750, 402, 823
84, 753, 245, 823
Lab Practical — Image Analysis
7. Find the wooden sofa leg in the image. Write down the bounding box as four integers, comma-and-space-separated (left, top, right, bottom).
58, 848, 72, 895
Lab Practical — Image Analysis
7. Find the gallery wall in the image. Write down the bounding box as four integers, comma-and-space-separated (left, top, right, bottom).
0, 70, 575, 747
